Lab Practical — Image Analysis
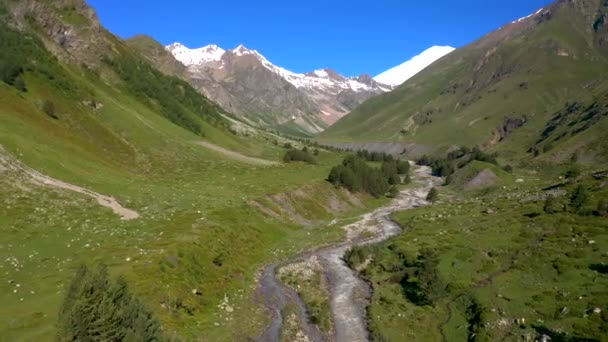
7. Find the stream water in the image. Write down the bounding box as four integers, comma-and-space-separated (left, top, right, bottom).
256, 165, 442, 342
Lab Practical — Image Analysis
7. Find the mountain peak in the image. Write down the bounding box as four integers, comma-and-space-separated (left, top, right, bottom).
165, 42, 226, 66
356, 74, 374, 85
233, 44, 256, 56
374, 45, 455, 86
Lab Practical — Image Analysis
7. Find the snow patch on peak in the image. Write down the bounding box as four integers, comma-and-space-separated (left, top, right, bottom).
314, 69, 329, 78
374, 45, 455, 86
512, 7, 545, 24
233, 44, 253, 56
166, 42, 225, 66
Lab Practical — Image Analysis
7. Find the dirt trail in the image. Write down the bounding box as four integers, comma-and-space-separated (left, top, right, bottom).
195, 141, 279, 166
256, 165, 442, 341
0, 146, 139, 220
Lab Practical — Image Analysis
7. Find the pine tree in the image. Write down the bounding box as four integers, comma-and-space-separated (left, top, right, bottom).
426, 187, 439, 203
569, 185, 589, 213
340, 167, 358, 192
397, 161, 410, 175
57, 265, 163, 341
327, 165, 344, 185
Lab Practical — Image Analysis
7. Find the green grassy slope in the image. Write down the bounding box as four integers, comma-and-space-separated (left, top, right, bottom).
320, 0, 608, 163
0, 1, 387, 340
347, 168, 608, 341
126, 34, 188, 78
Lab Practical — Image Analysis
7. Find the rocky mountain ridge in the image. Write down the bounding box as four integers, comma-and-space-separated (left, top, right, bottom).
165, 42, 391, 135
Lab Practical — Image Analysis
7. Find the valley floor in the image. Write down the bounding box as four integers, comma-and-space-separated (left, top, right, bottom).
0, 135, 387, 340
257, 165, 441, 342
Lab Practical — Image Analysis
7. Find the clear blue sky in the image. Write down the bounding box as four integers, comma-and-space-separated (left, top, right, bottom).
87, 0, 553, 76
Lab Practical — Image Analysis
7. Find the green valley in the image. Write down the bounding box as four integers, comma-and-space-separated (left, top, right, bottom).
0, 0, 384, 340
1, 0, 607, 341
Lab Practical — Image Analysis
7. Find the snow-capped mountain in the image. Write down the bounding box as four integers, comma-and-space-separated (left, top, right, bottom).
374, 46, 456, 87
166, 43, 390, 134
167, 43, 225, 65
167, 43, 389, 95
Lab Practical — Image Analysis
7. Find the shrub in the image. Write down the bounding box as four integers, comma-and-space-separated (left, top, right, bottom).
283, 149, 316, 164
312, 148, 319, 156
544, 195, 560, 214
565, 165, 580, 180
597, 198, 608, 217
42, 100, 57, 119
387, 186, 400, 198
283, 142, 292, 149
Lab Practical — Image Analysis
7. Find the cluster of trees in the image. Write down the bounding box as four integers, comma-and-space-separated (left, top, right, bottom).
283, 148, 317, 164
57, 264, 163, 341
0, 22, 64, 92
417, 146, 500, 182
103, 52, 228, 137
355, 150, 395, 163
0, 23, 29, 91
345, 247, 445, 306
402, 248, 446, 306
327, 154, 410, 198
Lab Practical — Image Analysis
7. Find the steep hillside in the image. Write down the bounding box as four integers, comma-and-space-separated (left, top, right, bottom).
126, 34, 188, 78
320, 0, 608, 163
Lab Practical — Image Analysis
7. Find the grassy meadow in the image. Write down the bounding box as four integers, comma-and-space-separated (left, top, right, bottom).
346, 164, 608, 341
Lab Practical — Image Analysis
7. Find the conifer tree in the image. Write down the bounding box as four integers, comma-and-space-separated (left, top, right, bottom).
569, 185, 589, 213
57, 265, 162, 341
426, 187, 439, 203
